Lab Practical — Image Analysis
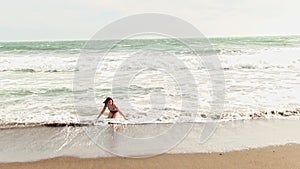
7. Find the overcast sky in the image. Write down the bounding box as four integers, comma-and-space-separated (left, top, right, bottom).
1, 0, 300, 41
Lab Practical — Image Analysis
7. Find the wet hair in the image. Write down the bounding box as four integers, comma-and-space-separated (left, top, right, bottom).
103, 97, 113, 106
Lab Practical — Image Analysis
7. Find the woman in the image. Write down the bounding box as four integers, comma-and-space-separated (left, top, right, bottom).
96, 97, 128, 120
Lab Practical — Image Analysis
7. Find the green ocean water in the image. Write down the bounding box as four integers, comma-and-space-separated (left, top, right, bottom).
1, 35, 300, 163
0, 35, 300, 55
0, 35, 300, 126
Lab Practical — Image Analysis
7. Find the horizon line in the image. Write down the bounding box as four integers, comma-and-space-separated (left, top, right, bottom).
1, 33, 299, 43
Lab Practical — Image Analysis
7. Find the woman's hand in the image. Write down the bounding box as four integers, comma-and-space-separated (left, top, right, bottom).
96, 105, 106, 122
95, 115, 101, 122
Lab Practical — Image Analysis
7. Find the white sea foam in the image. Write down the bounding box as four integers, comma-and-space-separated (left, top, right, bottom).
0, 119, 299, 162
1, 38, 300, 162
0, 39, 300, 126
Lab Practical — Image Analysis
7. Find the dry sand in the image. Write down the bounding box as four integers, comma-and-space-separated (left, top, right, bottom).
1, 144, 299, 169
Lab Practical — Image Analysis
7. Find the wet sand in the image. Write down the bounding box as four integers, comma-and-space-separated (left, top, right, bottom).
1, 144, 299, 169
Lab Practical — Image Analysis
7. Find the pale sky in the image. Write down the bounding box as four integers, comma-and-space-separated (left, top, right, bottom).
1, 0, 300, 41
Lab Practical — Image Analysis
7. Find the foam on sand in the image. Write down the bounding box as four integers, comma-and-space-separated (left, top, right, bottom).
0, 119, 299, 162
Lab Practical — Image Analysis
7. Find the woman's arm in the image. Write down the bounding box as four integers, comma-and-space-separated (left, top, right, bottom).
116, 106, 128, 120
97, 105, 107, 120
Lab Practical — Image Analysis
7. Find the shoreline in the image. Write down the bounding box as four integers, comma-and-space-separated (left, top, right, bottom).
1, 144, 300, 169
1, 119, 300, 162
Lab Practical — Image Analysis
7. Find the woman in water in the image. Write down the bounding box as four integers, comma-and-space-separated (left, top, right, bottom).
96, 97, 128, 120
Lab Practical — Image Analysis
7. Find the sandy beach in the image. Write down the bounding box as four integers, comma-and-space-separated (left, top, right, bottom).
2, 0, 300, 168
1, 144, 299, 169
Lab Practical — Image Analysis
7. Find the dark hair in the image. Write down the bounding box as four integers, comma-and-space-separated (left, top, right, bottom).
103, 97, 113, 105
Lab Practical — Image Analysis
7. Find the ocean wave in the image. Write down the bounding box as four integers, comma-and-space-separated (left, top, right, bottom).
1, 36, 300, 55
0, 122, 89, 129
0, 109, 299, 129
222, 64, 291, 70
0, 87, 73, 96
220, 47, 300, 70
0, 64, 294, 72
217, 109, 300, 121
0, 41, 84, 54
0, 68, 78, 73
0, 54, 78, 73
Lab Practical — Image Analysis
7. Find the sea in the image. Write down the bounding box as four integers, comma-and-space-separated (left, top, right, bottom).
0, 36, 300, 162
